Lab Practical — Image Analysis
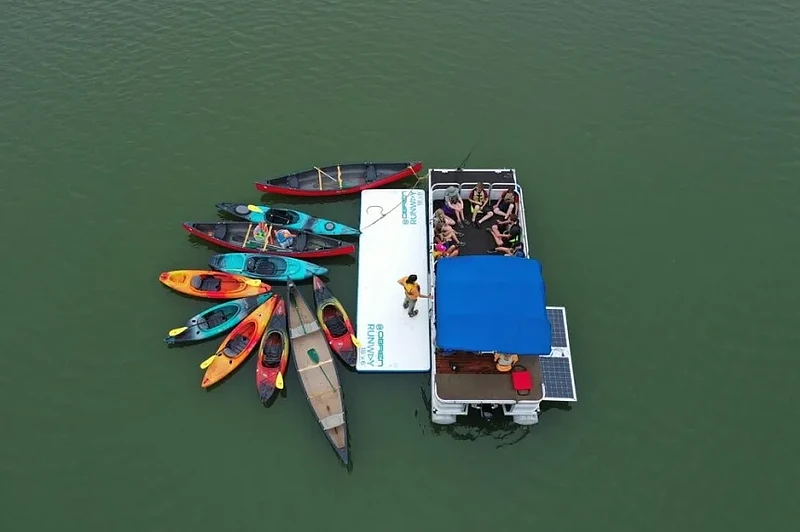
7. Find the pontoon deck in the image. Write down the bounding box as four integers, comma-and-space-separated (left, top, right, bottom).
427, 169, 577, 425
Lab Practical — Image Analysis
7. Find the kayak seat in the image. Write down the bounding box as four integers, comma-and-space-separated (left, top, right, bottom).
263, 336, 283, 367
250, 258, 277, 276
198, 310, 228, 331
266, 210, 293, 225
213, 224, 227, 240
223, 334, 249, 357
287, 175, 300, 189
191, 275, 222, 292
293, 232, 307, 251
324, 312, 348, 337
365, 164, 377, 183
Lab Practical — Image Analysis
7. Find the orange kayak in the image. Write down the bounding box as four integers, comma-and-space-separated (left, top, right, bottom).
201, 297, 276, 388
159, 269, 270, 299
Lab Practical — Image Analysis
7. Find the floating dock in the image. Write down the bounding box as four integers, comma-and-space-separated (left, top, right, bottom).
355, 189, 431, 372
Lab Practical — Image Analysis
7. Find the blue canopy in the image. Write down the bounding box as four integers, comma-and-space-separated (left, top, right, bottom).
435, 256, 551, 355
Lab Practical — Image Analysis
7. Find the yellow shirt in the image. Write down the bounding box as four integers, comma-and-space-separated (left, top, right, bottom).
398, 276, 421, 300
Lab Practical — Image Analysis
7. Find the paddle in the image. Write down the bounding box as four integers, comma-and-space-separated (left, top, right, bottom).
308, 348, 335, 391
168, 326, 188, 337
200, 353, 218, 369
275, 372, 284, 390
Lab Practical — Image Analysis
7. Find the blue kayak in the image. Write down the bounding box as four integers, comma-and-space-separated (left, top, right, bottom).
216, 203, 360, 237
208, 253, 328, 282
164, 293, 273, 344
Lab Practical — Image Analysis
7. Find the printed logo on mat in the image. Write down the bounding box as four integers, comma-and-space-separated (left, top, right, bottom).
400, 190, 424, 225
359, 323, 385, 367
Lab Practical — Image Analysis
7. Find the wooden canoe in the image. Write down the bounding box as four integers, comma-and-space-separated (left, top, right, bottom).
287, 281, 349, 464
255, 162, 423, 197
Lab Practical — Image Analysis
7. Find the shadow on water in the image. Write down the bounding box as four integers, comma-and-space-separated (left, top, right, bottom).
541, 402, 572, 414
416, 385, 531, 449
258, 192, 360, 207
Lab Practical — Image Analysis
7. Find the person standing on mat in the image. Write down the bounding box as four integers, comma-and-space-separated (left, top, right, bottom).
397, 274, 429, 317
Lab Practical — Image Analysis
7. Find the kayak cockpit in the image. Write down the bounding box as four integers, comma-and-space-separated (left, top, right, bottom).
261, 333, 284, 367
322, 307, 348, 338
246, 257, 280, 276
223, 334, 250, 357
197, 308, 232, 330
265, 209, 297, 225
191, 275, 221, 292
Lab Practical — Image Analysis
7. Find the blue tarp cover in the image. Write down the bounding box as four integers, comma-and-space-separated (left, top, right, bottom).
435, 256, 551, 355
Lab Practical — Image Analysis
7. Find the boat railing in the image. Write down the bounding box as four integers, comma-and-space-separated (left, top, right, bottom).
512, 183, 530, 257
430, 182, 516, 202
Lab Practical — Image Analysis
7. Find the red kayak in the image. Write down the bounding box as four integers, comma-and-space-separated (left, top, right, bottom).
256, 296, 290, 403
255, 162, 423, 197
312, 276, 357, 367
182, 221, 355, 259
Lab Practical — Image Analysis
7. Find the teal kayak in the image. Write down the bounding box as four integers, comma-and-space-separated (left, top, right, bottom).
216, 203, 360, 237
164, 293, 273, 344
208, 253, 328, 282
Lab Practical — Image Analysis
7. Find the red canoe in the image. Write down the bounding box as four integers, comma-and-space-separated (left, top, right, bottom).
255, 162, 423, 197
182, 222, 356, 259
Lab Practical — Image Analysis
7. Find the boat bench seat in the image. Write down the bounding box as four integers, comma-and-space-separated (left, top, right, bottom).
294, 232, 307, 251
213, 224, 227, 240
319, 412, 345, 430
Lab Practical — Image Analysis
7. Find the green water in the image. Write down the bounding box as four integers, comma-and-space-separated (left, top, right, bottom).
2, 1, 799, 530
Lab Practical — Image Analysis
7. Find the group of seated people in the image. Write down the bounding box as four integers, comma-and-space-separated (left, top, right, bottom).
433, 183, 526, 260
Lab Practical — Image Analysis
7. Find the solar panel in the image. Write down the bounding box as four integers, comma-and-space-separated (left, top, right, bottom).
547, 307, 568, 348
541, 357, 576, 401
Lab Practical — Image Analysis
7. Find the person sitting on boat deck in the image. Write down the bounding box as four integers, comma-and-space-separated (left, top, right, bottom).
434, 207, 457, 228
434, 210, 463, 245
477, 190, 516, 226
488, 213, 517, 238
490, 223, 521, 254
487, 214, 518, 246
467, 182, 489, 225
398, 274, 429, 318
274, 228, 296, 249
433, 240, 459, 261
494, 352, 519, 372
435, 225, 466, 249
495, 240, 525, 257
443, 186, 467, 227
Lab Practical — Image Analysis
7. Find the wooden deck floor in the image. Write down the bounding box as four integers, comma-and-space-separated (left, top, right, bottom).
434, 351, 544, 401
